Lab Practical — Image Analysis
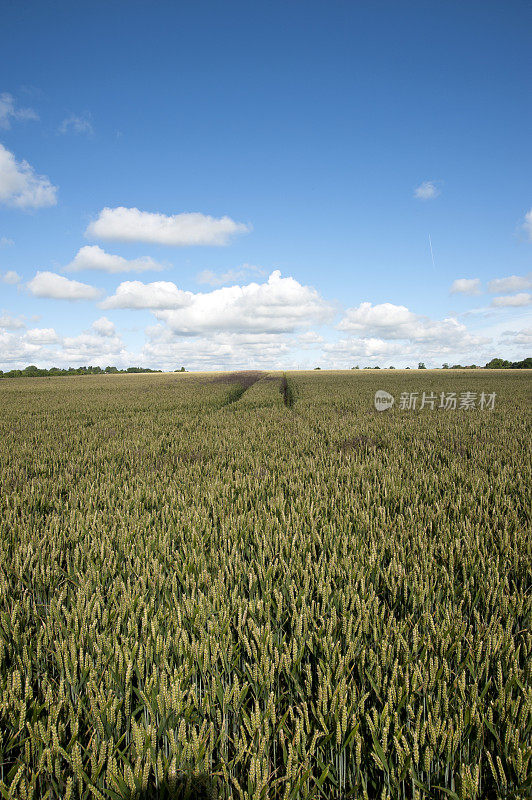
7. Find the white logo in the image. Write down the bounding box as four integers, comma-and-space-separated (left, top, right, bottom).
374, 390, 394, 411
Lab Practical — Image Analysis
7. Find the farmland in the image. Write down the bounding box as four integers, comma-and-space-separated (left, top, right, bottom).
0, 370, 530, 800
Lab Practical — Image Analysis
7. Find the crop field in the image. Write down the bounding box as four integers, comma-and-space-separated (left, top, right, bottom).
0, 370, 530, 800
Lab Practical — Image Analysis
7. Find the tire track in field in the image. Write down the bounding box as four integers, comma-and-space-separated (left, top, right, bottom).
212, 371, 265, 408
280, 374, 296, 408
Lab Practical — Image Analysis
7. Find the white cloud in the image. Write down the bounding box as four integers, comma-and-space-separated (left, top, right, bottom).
298, 330, 324, 345
157, 270, 333, 335
324, 338, 408, 359
338, 302, 414, 335
0, 144, 58, 209
0, 237, 14, 247
0, 312, 25, 329
86, 206, 250, 246
66, 245, 166, 274
500, 327, 532, 346
414, 181, 440, 200
27, 271, 102, 301
56, 318, 128, 365
197, 264, 265, 286
491, 292, 531, 308
337, 301, 488, 349
0, 330, 56, 365
450, 278, 482, 295
523, 209, 532, 241
0, 93, 38, 129
487, 272, 532, 294
24, 327, 60, 344
142, 328, 294, 372
0, 317, 129, 370
91, 316, 116, 337
58, 113, 94, 136
322, 328, 494, 368
103, 270, 334, 335
60, 331, 126, 363
102, 280, 190, 310
2, 270, 21, 284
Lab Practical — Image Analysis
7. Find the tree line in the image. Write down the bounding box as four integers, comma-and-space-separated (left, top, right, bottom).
349, 357, 532, 370
0, 365, 163, 378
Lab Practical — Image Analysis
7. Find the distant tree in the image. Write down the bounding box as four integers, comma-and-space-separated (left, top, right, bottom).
314, 366, 321, 370
442, 363, 449, 369
174, 366, 186, 372
389, 366, 395, 369
418, 362, 426, 369
485, 358, 511, 369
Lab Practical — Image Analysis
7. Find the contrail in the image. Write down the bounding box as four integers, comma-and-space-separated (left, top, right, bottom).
428, 234, 436, 269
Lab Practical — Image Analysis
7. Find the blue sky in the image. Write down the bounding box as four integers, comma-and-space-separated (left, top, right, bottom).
1, 0, 531, 369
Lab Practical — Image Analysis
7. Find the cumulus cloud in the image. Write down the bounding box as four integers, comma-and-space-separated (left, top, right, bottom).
103, 270, 334, 335
0, 237, 14, 247
450, 278, 482, 295
27, 271, 102, 301
323, 338, 408, 359
338, 302, 414, 336
66, 245, 166, 274
0, 144, 58, 209
2, 270, 21, 284
24, 327, 60, 344
523, 209, 532, 241
0, 93, 38, 129
86, 206, 250, 246
197, 264, 265, 286
58, 113, 94, 136
491, 293, 531, 308
102, 280, 189, 310
0, 312, 25, 329
91, 316, 116, 337
337, 301, 488, 349
487, 272, 532, 294
414, 181, 440, 200
156, 273, 333, 334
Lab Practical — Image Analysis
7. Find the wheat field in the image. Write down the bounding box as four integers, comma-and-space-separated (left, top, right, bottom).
0, 370, 530, 800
